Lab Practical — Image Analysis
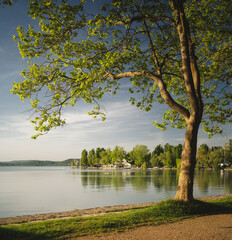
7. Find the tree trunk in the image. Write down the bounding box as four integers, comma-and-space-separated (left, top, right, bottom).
170, 0, 203, 202
174, 115, 201, 201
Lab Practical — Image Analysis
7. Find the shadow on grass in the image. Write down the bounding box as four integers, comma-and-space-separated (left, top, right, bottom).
0, 227, 49, 240
162, 198, 232, 217
1, 197, 232, 240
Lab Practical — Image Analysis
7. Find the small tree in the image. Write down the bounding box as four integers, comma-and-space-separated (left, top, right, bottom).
151, 154, 163, 168
197, 144, 210, 168
80, 149, 88, 167
100, 148, 112, 165
95, 147, 105, 165
224, 140, 232, 166
71, 159, 79, 167
87, 149, 95, 166
164, 143, 176, 167
208, 147, 224, 170
151, 144, 164, 167
12, 0, 232, 201
152, 144, 164, 156
125, 151, 135, 165
131, 144, 150, 168
111, 146, 125, 166
175, 144, 182, 160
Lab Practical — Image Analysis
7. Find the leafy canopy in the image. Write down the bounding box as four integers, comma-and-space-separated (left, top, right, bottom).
12, 0, 231, 138
0, 0, 14, 7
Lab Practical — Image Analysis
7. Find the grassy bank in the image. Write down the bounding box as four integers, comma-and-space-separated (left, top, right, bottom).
1, 196, 232, 240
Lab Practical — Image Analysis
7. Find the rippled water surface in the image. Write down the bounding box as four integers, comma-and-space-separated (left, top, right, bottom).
0, 167, 231, 218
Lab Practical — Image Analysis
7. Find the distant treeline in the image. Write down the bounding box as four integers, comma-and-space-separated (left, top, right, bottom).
196, 139, 232, 170
2, 140, 231, 169
77, 144, 183, 168
0, 159, 78, 166
76, 140, 232, 169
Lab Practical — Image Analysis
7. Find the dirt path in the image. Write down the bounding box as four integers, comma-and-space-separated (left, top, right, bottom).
76, 214, 232, 240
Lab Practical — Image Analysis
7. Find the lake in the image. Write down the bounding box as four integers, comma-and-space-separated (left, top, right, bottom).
0, 167, 231, 218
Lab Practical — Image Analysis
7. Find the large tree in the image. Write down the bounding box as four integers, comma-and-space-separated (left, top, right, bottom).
12, 0, 231, 201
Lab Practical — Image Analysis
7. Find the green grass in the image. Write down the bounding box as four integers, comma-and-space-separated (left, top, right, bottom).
1, 196, 232, 240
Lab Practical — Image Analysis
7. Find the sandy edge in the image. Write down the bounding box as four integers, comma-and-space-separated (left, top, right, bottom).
0, 194, 231, 225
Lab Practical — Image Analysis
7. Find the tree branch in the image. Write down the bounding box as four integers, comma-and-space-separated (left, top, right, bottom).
114, 15, 176, 27
171, 0, 200, 116
143, 20, 161, 75
108, 70, 190, 121
107, 70, 147, 79
145, 71, 190, 121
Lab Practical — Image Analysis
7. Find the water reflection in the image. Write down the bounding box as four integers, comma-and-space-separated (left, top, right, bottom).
195, 170, 232, 193
0, 167, 231, 218
78, 169, 232, 194
151, 170, 179, 192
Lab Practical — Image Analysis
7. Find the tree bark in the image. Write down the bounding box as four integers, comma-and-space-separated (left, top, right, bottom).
174, 115, 201, 201
170, 0, 204, 202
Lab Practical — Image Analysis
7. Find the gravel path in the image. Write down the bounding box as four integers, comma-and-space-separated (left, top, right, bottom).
77, 214, 232, 240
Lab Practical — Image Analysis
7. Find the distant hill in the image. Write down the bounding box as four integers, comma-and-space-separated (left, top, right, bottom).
0, 159, 79, 166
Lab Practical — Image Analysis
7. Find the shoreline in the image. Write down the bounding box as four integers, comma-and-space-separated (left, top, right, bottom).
73, 166, 232, 171
1, 194, 231, 225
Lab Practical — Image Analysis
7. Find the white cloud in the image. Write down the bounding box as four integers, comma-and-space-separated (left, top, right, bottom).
1, 82, 230, 161
0, 114, 33, 139
41, 100, 166, 153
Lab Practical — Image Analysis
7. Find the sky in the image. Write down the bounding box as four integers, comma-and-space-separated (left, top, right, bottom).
0, 1, 231, 162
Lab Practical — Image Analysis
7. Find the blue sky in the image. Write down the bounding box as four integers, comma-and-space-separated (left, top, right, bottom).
0, 1, 231, 162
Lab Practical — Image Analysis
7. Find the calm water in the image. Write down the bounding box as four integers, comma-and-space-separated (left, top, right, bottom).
0, 167, 231, 218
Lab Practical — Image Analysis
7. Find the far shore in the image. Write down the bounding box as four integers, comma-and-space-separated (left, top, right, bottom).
72, 166, 232, 171
1, 194, 231, 226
